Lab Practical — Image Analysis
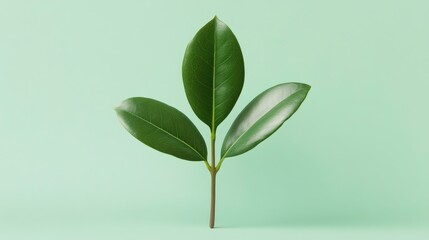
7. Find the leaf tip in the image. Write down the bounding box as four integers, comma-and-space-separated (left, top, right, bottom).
212, 15, 223, 24
296, 83, 311, 94
114, 100, 125, 113
113, 104, 120, 112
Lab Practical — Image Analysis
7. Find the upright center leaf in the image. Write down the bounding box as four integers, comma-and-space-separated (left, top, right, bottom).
182, 16, 245, 132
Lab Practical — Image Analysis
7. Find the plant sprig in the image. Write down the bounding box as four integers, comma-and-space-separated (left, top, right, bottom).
115, 16, 311, 228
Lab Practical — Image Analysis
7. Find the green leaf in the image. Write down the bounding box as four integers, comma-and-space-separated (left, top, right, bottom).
115, 97, 207, 161
221, 83, 310, 159
182, 16, 245, 132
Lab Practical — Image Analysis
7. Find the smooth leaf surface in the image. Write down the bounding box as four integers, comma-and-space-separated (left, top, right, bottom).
221, 83, 310, 158
115, 97, 207, 161
182, 16, 245, 131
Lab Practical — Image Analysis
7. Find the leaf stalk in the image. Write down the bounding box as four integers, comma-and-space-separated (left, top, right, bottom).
209, 134, 216, 228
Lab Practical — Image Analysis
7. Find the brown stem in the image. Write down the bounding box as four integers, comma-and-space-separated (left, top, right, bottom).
209, 136, 216, 228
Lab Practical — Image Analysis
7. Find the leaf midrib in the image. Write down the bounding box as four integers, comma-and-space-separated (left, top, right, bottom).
120, 109, 206, 161
211, 20, 217, 133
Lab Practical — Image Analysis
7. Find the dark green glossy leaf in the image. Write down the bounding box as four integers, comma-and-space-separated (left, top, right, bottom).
221, 83, 310, 158
115, 97, 207, 161
182, 16, 245, 131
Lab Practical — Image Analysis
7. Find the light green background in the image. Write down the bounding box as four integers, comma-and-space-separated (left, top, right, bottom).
1, 0, 428, 239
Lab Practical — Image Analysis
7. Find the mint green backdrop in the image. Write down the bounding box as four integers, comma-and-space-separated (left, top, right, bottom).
1, 0, 428, 239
